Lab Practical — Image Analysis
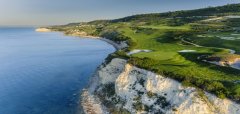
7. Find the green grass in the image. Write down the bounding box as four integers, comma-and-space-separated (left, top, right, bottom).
115, 23, 240, 99
139, 25, 191, 30
49, 4, 240, 100
191, 32, 240, 53
119, 25, 240, 81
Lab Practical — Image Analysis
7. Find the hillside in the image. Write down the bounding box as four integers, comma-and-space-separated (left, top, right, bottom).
112, 3, 240, 22
48, 3, 240, 107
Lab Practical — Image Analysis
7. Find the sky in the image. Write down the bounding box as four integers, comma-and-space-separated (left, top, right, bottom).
0, 0, 239, 26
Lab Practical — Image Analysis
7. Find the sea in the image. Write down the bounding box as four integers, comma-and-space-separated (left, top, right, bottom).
0, 27, 115, 114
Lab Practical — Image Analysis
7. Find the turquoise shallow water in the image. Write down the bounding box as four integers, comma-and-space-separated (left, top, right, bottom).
0, 28, 115, 114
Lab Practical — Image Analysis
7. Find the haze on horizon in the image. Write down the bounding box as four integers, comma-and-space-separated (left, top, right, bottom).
0, 0, 239, 26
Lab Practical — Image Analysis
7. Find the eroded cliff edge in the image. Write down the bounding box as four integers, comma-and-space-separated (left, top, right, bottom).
81, 58, 240, 114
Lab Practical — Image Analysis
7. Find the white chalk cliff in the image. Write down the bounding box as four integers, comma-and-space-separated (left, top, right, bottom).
82, 58, 240, 114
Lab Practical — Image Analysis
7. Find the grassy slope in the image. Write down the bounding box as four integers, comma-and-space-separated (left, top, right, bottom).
116, 22, 240, 99
49, 4, 240, 101
119, 25, 239, 80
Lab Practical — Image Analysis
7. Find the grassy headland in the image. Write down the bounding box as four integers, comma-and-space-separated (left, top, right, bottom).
48, 4, 240, 102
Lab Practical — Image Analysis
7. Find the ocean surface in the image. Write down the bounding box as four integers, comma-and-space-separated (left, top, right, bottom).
0, 27, 115, 114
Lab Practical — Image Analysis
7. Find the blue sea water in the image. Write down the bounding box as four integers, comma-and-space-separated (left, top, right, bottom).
0, 27, 115, 114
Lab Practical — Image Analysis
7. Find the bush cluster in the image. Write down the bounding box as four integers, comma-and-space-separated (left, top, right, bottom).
100, 30, 130, 42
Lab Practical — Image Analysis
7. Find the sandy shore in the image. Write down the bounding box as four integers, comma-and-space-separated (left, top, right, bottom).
35, 28, 123, 50
67, 35, 123, 50
35, 28, 51, 32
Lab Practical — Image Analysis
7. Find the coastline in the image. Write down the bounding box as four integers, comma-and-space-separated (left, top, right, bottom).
74, 36, 122, 50
36, 27, 122, 50
36, 27, 240, 114
67, 35, 120, 114
36, 27, 121, 114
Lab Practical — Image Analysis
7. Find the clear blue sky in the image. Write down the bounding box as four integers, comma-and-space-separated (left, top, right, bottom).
0, 0, 239, 26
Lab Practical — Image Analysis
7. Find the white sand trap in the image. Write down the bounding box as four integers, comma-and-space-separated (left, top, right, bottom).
219, 36, 236, 40
197, 35, 206, 37
231, 34, 240, 36
229, 49, 236, 54
178, 50, 196, 53
202, 17, 223, 22
225, 16, 240, 19
127, 49, 152, 55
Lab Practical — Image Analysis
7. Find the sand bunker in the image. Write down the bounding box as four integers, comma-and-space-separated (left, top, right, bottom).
127, 49, 152, 55
219, 36, 236, 40
178, 50, 196, 53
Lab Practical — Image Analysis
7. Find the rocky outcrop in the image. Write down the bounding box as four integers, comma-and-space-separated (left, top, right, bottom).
81, 58, 127, 114
82, 58, 240, 114
81, 89, 108, 114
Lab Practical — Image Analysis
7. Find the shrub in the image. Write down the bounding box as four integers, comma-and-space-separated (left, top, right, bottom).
133, 101, 143, 111
147, 91, 157, 98
111, 108, 131, 114
154, 96, 170, 109
138, 78, 145, 87
100, 30, 130, 42
127, 39, 137, 50
182, 80, 193, 87
101, 83, 116, 97
115, 50, 129, 58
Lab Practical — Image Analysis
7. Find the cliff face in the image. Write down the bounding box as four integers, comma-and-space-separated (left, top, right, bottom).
82, 58, 240, 114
